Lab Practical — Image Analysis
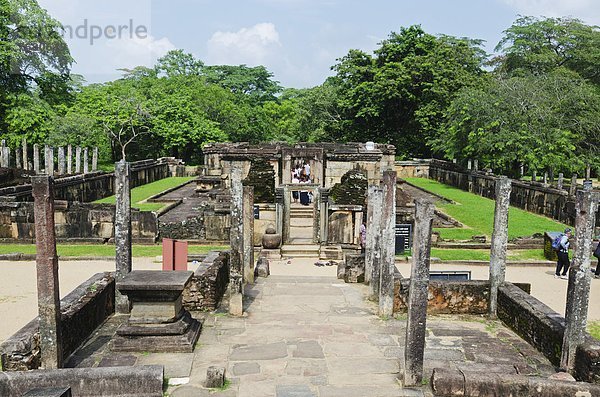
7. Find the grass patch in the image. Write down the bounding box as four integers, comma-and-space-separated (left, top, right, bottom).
429, 248, 545, 262
589, 322, 600, 340
0, 244, 228, 257
405, 178, 568, 240
94, 177, 195, 211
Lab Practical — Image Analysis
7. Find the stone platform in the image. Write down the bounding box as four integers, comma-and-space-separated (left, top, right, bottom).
65, 261, 557, 397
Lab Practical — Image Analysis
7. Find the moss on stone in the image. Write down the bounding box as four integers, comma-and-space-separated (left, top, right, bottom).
329, 168, 368, 205
242, 159, 275, 203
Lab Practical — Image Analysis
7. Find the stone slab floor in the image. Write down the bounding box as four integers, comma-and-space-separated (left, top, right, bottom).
68, 260, 555, 397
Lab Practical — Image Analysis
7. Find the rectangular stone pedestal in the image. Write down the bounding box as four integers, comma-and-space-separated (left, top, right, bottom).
112, 270, 202, 353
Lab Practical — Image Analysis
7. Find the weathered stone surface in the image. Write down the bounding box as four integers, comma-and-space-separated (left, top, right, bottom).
22, 387, 72, 397
255, 257, 270, 278
343, 254, 365, 283
561, 186, 599, 372
293, 340, 324, 358
366, 186, 383, 296
205, 366, 226, 388
229, 161, 244, 316
182, 251, 230, 312
379, 170, 396, 317
242, 185, 255, 284
230, 342, 288, 361
327, 211, 354, 244
32, 175, 62, 369
232, 362, 260, 376
489, 176, 511, 317
276, 384, 316, 397
115, 160, 132, 314
337, 261, 346, 279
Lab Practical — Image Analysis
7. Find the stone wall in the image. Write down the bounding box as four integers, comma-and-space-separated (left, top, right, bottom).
0, 273, 115, 371
182, 251, 230, 311
0, 158, 170, 203
394, 160, 431, 179
159, 207, 230, 242
498, 282, 600, 382
428, 159, 591, 227
327, 205, 363, 245
0, 201, 157, 243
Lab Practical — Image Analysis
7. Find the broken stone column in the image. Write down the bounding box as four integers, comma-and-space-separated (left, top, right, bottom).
557, 173, 564, 190
92, 147, 98, 171
57, 147, 65, 175
467, 160, 472, 170
83, 147, 89, 174
560, 184, 599, 373
114, 160, 132, 313
44, 145, 54, 176
1, 145, 10, 168
229, 162, 244, 316
520, 164, 524, 178
366, 185, 383, 297
0, 140, 5, 167
488, 177, 512, 318
242, 185, 255, 285
33, 144, 40, 173
532, 170, 537, 182
75, 147, 81, 173
22, 138, 28, 170
32, 175, 63, 369
543, 172, 548, 185
379, 170, 396, 317
569, 174, 578, 197
66, 145, 72, 174
15, 148, 21, 169
403, 199, 435, 387
473, 160, 478, 171
206, 366, 226, 388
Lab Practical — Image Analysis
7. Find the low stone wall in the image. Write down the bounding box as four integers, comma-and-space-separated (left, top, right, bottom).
0, 158, 170, 203
183, 251, 230, 311
498, 282, 600, 382
0, 202, 157, 242
431, 368, 600, 397
428, 159, 592, 227
394, 159, 431, 179
0, 273, 115, 371
159, 209, 230, 242
0, 365, 163, 397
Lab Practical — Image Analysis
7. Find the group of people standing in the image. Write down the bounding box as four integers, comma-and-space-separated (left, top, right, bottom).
291, 161, 313, 206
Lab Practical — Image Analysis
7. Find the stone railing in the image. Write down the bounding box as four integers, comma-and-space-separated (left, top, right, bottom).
182, 251, 230, 311
0, 273, 115, 371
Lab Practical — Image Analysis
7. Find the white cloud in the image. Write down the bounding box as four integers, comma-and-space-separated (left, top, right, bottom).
500, 0, 600, 24
207, 23, 282, 66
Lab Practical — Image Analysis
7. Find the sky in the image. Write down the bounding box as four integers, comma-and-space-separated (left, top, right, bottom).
38, 0, 600, 88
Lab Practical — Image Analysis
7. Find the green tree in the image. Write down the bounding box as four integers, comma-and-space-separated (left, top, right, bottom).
331, 26, 485, 158
203, 64, 282, 104
495, 16, 600, 84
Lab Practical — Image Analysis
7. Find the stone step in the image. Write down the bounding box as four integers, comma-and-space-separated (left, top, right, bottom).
290, 218, 313, 227
319, 245, 344, 260
281, 244, 320, 258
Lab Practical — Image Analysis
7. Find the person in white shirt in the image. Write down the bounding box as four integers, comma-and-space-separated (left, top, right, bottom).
303, 162, 311, 178
291, 173, 299, 203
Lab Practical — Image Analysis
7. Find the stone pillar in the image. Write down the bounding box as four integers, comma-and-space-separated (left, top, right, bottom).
403, 199, 435, 387
467, 160, 472, 170
532, 170, 537, 182
275, 187, 284, 238
75, 147, 81, 173
520, 164, 524, 178
557, 173, 564, 190
319, 188, 329, 244
114, 160, 132, 314
22, 138, 28, 170
67, 145, 72, 174
586, 165, 591, 180
45, 145, 54, 176
242, 185, 255, 285
543, 172, 548, 185
0, 140, 6, 168
2, 145, 10, 168
379, 170, 396, 317
92, 147, 98, 171
58, 147, 65, 175
488, 177, 512, 318
15, 148, 21, 169
32, 176, 63, 369
569, 174, 578, 197
366, 185, 383, 297
229, 162, 244, 316
83, 147, 89, 174
473, 160, 478, 171
33, 144, 40, 173
560, 185, 599, 372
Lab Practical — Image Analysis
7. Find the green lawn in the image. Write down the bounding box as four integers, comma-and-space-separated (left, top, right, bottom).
589, 322, 600, 340
94, 177, 195, 211
405, 178, 568, 240
429, 248, 546, 261
0, 244, 228, 257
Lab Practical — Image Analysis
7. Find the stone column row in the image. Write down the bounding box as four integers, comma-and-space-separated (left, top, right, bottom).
0, 142, 98, 174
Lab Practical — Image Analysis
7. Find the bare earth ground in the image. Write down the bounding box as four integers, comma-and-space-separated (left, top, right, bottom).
1, 258, 599, 344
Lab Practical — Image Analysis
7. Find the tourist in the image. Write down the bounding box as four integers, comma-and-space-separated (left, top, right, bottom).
299, 175, 310, 206
593, 241, 600, 278
555, 228, 572, 279
304, 161, 311, 178
292, 173, 299, 203
359, 219, 366, 253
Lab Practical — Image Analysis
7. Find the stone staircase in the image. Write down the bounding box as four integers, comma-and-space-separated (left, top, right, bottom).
282, 204, 319, 258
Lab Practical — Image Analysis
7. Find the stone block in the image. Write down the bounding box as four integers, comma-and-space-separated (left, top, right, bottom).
328, 211, 354, 244
255, 257, 270, 278
343, 254, 365, 283
430, 368, 464, 396
205, 366, 225, 388
337, 261, 346, 279
22, 387, 72, 397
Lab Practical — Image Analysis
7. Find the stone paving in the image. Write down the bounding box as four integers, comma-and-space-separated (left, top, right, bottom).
64, 260, 558, 397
